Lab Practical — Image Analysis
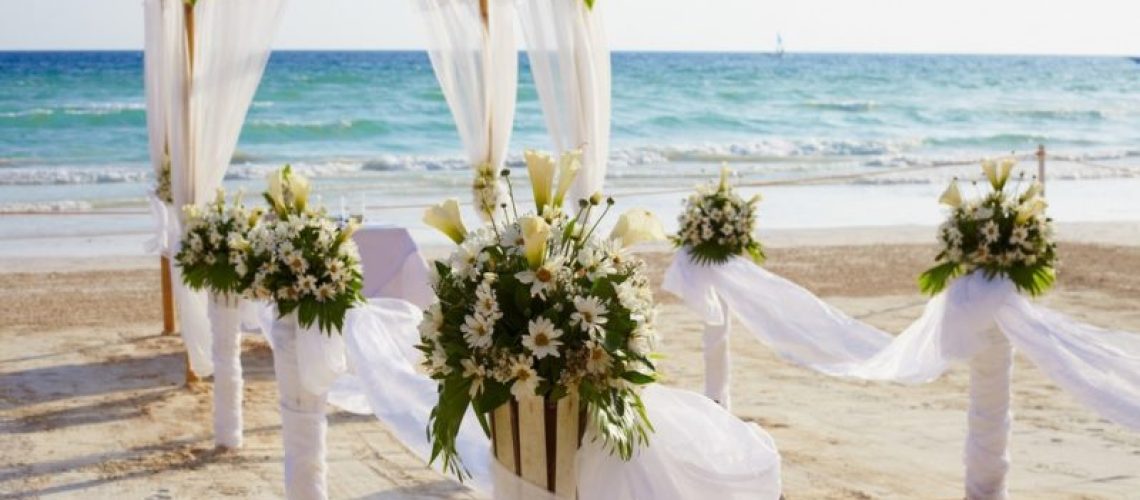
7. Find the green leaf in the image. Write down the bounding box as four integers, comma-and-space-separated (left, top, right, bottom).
584, 0, 595, 10
918, 261, 962, 296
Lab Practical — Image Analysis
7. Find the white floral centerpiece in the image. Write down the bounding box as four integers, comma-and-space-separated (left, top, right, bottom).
246, 165, 365, 334
921, 159, 1056, 296
418, 150, 665, 487
673, 166, 764, 266
175, 188, 262, 295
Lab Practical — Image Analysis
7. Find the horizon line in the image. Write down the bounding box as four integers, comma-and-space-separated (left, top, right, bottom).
1, 48, 1137, 58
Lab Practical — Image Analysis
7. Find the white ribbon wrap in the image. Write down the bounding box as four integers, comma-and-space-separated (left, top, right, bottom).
663, 252, 1140, 496
270, 313, 330, 500
703, 295, 732, 410
208, 293, 244, 449
965, 334, 1012, 500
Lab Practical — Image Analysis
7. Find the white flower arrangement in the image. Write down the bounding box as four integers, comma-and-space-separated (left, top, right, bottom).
155, 151, 173, 204
175, 188, 262, 295
419, 149, 665, 479
245, 166, 364, 334
673, 166, 764, 265
920, 159, 1057, 296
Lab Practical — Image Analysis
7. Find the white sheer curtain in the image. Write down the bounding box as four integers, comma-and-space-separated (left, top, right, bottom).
164, 0, 287, 376
415, 0, 517, 205
518, 0, 611, 203
143, 0, 175, 255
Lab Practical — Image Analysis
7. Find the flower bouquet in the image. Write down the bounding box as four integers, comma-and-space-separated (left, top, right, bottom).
246, 165, 365, 334
419, 150, 664, 494
920, 159, 1056, 296
673, 166, 765, 266
174, 187, 262, 448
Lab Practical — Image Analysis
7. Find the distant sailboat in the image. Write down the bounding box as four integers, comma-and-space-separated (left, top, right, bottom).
774, 34, 786, 58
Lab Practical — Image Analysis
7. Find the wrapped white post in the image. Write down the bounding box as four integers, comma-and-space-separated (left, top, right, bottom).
208, 293, 244, 448
702, 295, 732, 410
965, 333, 1013, 500
271, 313, 329, 500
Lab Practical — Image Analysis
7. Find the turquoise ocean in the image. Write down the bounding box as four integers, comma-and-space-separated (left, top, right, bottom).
1, 51, 1138, 249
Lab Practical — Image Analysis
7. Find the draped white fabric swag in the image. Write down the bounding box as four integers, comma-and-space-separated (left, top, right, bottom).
147, 0, 286, 376
664, 253, 1140, 430
415, 0, 517, 199
518, 0, 611, 203
265, 298, 782, 500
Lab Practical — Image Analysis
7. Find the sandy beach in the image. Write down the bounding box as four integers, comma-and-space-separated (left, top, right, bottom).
2, 224, 1138, 499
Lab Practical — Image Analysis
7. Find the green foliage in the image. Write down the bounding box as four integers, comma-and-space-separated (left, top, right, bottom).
922, 169, 1057, 297
674, 169, 765, 267
174, 190, 261, 296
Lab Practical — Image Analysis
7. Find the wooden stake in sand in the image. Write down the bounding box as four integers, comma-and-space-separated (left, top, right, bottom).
161, 255, 177, 335
1036, 144, 1046, 195
182, 0, 199, 386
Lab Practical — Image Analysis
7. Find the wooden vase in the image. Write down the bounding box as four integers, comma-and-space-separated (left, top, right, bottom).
489, 393, 585, 497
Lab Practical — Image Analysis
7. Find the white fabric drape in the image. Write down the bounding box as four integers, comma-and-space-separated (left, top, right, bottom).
703, 296, 732, 410
965, 337, 1012, 500
158, 0, 285, 376
518, 0, 611, 203
143, 0, 179, 257
665, 252, 1140, 497
664, 253, 1140, 429
270, 313, 330, 500
415, 0, 517, 187
316, 298, 783, 499
351, 225, 434, 307
208, 293, 245, 448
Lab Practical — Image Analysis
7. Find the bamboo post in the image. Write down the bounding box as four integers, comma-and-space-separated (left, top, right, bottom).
182, 0, 199, 386
161, 255, 177, 335
1036, 144, 1046, 195
479, 0, 489, 26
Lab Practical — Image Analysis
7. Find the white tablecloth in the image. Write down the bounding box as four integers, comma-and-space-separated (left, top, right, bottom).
351, 224, 433, 309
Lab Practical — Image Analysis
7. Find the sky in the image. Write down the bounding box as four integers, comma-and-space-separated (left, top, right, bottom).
1, 0, 1138, 55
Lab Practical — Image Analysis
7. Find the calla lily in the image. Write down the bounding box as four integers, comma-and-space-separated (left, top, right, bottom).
337, 219, 360, 245
1015, 197, 1048, 224
610, 209, 667, 248
519, 216, 551, 269
1021, 181, 1043, 201
266, 169, 286, 213
288, 171, 311, 212
938, 179, 962, 208
525, 150, 556, 213
423, 199, 467, 244
718, 164, 732, 191
983, 158, 1015, 190
553, 150, 582, 207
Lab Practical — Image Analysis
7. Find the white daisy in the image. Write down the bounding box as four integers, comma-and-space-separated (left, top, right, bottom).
508, 357, 542, 400
460, 358, 486, 397
584, 340, 611, 374
570, 295, 609, 337
980, 221, 1000, 243
522, 317, 564, 359
460, 314, 494, 350
515, 256, 563, 300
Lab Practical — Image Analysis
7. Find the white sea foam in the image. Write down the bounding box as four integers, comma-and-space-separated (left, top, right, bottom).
0, 200, 94, 213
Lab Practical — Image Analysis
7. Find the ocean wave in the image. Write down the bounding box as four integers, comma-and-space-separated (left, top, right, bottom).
4, 142, 1138, 187
0, 200, 94, 213
804, 100, 878, 112
0, 167, 152, 186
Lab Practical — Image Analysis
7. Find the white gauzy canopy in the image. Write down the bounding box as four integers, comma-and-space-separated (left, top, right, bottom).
415, 0, 518, 212
143, 0, 179, 256
144, 0, 286, 376
518, 0, 611, 204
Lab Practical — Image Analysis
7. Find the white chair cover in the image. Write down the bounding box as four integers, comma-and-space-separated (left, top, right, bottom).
414, 0, 517, 210
155, 0, 286, 376
351, 225, 433, 308
518, 0, 611, 203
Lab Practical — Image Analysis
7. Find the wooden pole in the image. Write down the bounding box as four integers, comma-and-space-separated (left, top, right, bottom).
1036, 144, 1046, 195
479, 0, 489, 26
182, 0, 199, 386
161, 255, 177, 335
